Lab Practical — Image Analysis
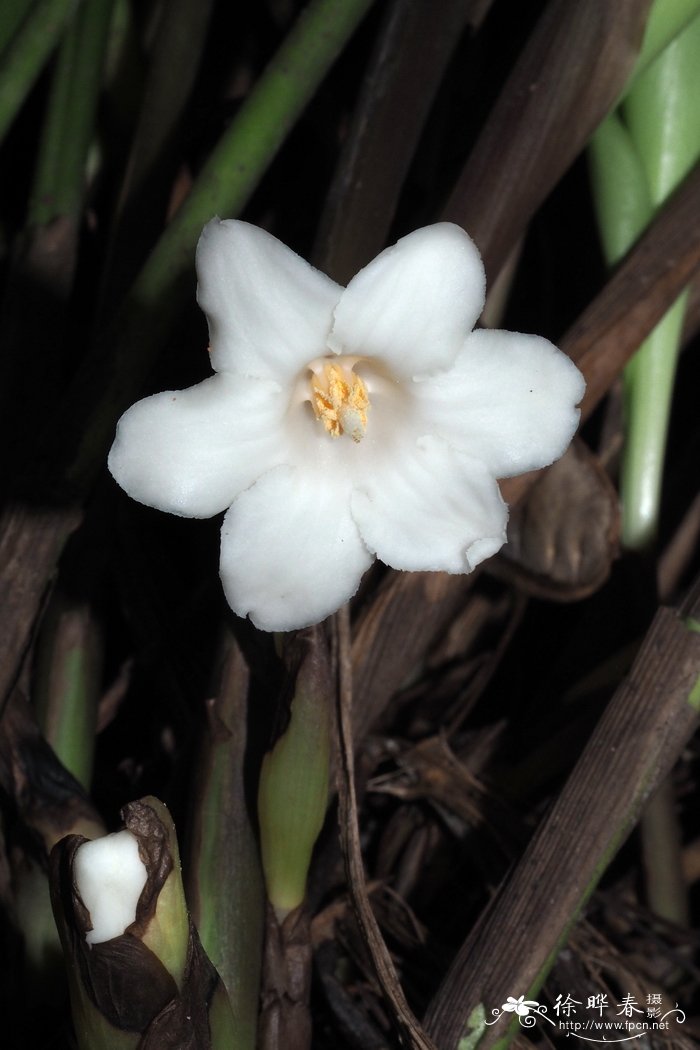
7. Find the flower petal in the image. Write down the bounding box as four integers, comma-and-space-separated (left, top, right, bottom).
417, 328, 585, 477
108, 373, 287, 518
329, 223, 485, 378
220, 465, 373, 631
351, 435, 507, 572
196, 219, 342, 380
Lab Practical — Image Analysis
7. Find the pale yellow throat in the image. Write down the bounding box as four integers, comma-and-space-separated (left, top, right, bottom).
311, 362, 370, 442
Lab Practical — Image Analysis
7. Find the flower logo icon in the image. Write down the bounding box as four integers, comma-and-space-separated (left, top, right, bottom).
503, 996, 540, 1017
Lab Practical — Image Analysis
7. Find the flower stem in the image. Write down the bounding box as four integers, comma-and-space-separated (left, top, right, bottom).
0, 0, 85, 147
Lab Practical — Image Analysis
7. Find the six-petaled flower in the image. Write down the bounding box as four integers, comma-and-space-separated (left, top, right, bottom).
108, 220, 584, 631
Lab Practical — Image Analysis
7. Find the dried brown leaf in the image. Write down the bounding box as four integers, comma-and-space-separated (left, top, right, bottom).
443, 0, 653, 281
499, 439, 619, 600
0, 689, 103, 853
0, 503, 82, 718
424, 577, 700, 1048
258, 904, 313, 1050
335, 607, 439, 1050
351, 159, 700, 747
314, 0, 483, 282
567, 161, 700, 423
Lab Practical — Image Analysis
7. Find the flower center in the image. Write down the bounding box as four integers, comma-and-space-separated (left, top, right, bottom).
310, 361, 370, 442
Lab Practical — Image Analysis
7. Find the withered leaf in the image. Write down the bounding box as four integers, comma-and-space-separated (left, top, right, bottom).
258, 904, 312, 1050
424, 577, 700, 1049
335, 609, 439, 1050
314, 0, 480, 282
0, 689, 103, 855
443, 0, 653, 281
121, 798, 174, 938
85, 935, 178, 1032
499, 439, 619, 599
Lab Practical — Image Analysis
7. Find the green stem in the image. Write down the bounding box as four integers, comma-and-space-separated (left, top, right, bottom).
588, 113, 651, 266
33, 592, 102, 790
590, 17, 700, 551
639, 780, 690, 925
100, 0, 214, 305
0, 0, 34, 53
630, 0, 700, 84
621, 15, 700, 550
28, 0, 114, 226
589, 9, 700, 934
0, 0, 84, 146
624, 12, 700, 206
129, 0, 376, 317
620, 298, 687, 550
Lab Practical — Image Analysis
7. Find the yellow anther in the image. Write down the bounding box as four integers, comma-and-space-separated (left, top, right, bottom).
311, 362, 370, 442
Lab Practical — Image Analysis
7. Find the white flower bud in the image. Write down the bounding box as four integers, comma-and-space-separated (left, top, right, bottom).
73, 830, 147, 945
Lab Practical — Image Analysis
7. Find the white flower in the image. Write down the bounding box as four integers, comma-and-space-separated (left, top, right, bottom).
108, 220, 584, 632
